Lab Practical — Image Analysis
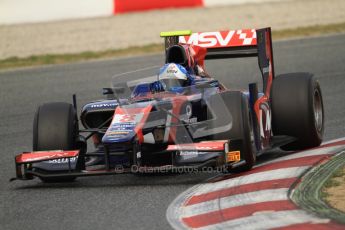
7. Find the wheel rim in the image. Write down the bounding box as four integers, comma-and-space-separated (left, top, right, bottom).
313, 89, 323, 132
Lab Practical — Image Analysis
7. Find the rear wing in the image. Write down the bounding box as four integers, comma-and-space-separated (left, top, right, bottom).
180, 29, 258, 59
160, 27, 275, 95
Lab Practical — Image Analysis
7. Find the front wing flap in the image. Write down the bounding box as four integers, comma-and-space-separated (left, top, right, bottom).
167, 140, 241, 167
13, 150, 80, 180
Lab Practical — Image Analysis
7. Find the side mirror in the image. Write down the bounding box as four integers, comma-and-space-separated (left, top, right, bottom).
102, 88, 114, 95
102, 88, 114, 100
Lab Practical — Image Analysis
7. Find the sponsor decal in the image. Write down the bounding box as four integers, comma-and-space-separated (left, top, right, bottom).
17, 150, 79, 163
226, 151, 241, 162
181, 31, 235, 47
180, 150, 199, 160
160, 63, 188, 80
182, 117, 197, 124
119, 114, 137, 123
106, 122, 135, 137
167, 64, 178, 74
113, 113, 144, 123
180, 151, 199, 156
48, 157, 77, 164
167, 142, 224, 151
90, 103, 117, 108
179, 30, 257, 48
109, 123, 135, 129
106, 131, 130, 135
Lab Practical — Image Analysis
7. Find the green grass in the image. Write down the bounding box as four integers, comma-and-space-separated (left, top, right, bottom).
272, 22, 345, 39
321, 165, 345, 199
1, 22, 345, 70
0, 44, 164, 70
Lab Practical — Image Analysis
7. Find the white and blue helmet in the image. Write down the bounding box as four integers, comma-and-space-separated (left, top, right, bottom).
158, 63, 193, 93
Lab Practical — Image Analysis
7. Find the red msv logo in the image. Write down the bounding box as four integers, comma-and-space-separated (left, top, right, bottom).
179, 30, 257, 48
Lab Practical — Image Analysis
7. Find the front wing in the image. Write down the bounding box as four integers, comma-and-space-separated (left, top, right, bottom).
11, 141, 242, 181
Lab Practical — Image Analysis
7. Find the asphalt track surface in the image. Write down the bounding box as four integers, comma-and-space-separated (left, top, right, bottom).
1, 34, 345, 230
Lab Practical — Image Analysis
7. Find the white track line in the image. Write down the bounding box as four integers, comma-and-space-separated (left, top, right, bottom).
192, 166, 308, 196
182, 188, 288, 218
198, 210, 330, 230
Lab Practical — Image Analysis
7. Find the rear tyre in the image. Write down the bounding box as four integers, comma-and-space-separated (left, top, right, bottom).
33, 102, 78, 182
208, 91, 256, 172
271, 73, 324, 150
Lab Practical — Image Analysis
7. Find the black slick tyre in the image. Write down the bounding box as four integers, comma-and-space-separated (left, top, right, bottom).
271, 73, 324, 150
208, 91, 256, 172
33, 102, 78, 182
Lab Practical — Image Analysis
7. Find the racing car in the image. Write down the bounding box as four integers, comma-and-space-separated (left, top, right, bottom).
11, 27, 324, 182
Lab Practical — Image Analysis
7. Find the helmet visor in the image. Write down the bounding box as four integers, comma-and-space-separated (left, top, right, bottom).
160, 78, 188, 91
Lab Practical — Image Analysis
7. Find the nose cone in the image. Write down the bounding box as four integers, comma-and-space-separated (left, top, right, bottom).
102, 103, 152, 144
102, 122, 136, 144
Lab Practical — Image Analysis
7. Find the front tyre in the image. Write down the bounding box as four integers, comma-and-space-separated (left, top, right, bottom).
208, 91, 256, 172
33, 102, 78, 182
227, 92, 256, 172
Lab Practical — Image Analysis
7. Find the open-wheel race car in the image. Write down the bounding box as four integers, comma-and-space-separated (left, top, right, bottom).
11, 28, 324, 182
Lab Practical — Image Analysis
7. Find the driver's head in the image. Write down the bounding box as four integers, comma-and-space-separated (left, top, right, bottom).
158, 63, 192, 93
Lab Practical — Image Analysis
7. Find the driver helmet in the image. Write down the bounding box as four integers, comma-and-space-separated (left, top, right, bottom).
158, 63, 193, 93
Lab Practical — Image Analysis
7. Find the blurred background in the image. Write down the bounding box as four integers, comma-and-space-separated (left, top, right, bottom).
1, 0, 345, 60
